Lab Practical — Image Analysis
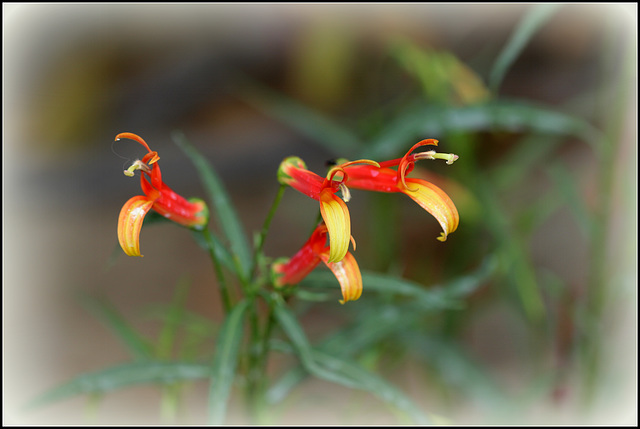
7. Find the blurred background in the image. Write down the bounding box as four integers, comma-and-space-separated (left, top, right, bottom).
4, 3, 636, 425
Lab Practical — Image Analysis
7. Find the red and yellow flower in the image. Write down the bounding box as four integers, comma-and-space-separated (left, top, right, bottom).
277, 157, 379, 264
116, 132, 208, 257
272, 224, 362, 303
343, 139, 459, 242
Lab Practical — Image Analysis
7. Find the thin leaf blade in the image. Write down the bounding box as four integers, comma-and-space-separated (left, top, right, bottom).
365, 100, 600, 160
312, 349, 430, 425
489, 4, 562, 92
236, 79, 363, 155
172, 131, 252, 280
80, 295, 153, 360
155, 276, 191, 360
29, 361, 210, 409
271, 294, 430, 424
208, 299, 250, 425
301, 255, 496, 308
546, 160, 594, 239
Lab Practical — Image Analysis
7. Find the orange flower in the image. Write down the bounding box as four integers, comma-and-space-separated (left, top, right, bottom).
116, 133, 208, 257
272, 224, 362, 303
278, 157, 379, 263
343, 139, 459, 242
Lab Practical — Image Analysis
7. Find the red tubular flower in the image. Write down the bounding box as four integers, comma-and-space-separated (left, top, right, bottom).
116, 132, 209, 257
272, 224, 362, 303
278, 157, 379, 264
343, 139, 459, 242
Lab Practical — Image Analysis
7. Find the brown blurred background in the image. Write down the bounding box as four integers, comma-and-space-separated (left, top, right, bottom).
3, 3, 636, 425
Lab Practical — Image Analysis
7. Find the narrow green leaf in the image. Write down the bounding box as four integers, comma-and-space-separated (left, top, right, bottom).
235, 79, 362, 155
476, 180, 546, 322
172, 131, 252, 280
155, 277, 190, 360
189, 229, 235, 271
360, 273, 460, 309
390, 38, 490, 105
546, 160, 594, 239
301, 255, 496, 309
489, 4, 562, 93
143, 305, 219, 361
80, 295, 153, 360
28, 361, 210, 409
318, 305, 419, 359
489, 135, 563, 190
271, 295, 361, 389
311, 349, 430, 425
406, 333, 507, 408
271, 295, 430, 424
265, 366, 307, 405
365, 100, 599, 160
266, 305, 416, 406
515, 189, 563, 236
208, 299, 250, 425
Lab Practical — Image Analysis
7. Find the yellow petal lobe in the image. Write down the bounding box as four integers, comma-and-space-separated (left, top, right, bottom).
117, 196, 154, 257
401, 178, 459, 241
319, 189, 351, 263
321, 251, 363, 303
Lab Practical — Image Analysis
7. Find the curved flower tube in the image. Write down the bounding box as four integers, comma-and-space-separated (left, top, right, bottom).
116, 133, 209, 257
272, 224, 362, 303
278, 157, 379, 263
343, 139, 459, 241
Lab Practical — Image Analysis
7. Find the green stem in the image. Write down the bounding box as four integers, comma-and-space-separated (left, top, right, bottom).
257, 302, 277, 383
200, 228, 233, 314
246, 293, 278, 424
252, 185, 286, 279
241, 186, 286, 423
245, 302, 262, 422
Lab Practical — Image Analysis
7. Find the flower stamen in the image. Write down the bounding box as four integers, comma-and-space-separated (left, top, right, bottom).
339, 183, 351, 202
124, 160, 152, 177
414, 150, 459, 165
399, 149, 459, 192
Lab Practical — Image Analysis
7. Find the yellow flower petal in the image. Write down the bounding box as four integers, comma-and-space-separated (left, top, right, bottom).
321, 251, 363, 303
401, 178, 459, 241
117, 196, 155, 257
319, 189, 351, 263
